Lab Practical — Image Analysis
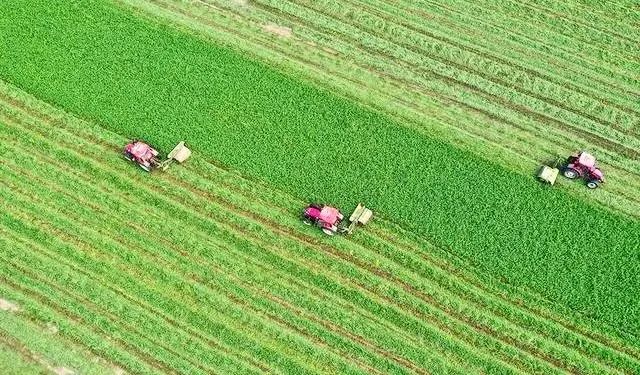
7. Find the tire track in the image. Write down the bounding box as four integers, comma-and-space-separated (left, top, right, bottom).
0, 135, 464, 374
1, 109, 544, 374
248, 0, 640, 154
0, 274, 175, 375
2, 90, 636, 374
110, 1, 640, 217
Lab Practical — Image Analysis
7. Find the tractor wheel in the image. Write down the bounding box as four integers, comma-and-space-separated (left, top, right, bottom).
322, 228, 335, 236
586, 180, 600, 189
563, 168, 579, 179
302, 218, 312, 226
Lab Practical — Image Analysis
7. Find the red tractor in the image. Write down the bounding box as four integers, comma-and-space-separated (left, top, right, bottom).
303, 204, 344, 235
124, 140, 160, 171
123, 140, 191, 172
562, 151, 605, 189
302, 203, 373, 236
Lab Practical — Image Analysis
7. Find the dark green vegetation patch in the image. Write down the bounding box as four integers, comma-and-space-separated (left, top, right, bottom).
0, 0, 638, 337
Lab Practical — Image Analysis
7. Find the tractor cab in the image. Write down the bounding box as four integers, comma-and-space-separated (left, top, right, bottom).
576, 152, 596, 168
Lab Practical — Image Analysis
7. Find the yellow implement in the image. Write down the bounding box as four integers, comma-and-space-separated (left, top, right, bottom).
537, 165, 559, 185
160, 141, 192, 170
345, 203, 373, 234
537, 156, 561, 185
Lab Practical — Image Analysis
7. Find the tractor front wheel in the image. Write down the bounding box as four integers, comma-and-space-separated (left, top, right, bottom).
302, 218, 313, 226
586, 180, 600, 189
563, 168, 579, 179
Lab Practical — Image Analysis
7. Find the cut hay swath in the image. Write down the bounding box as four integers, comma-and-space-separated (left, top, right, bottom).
0, 0, 639, 337
1, 83, 639, 374
116, 0, 640, 219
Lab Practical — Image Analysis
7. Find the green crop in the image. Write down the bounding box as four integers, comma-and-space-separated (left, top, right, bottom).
1, 0, 638, 338
1, 82, 639, 374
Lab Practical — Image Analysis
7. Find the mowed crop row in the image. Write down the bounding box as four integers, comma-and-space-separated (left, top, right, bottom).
118, 0, 640, 219
2, 1, 639, 337
1, 84, 639, 374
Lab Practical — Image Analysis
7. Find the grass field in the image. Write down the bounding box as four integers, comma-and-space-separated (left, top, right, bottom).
1, 82, 639, 374
115, 0, 640, 219
1, 0, 639, 336
0, 0, 639, 373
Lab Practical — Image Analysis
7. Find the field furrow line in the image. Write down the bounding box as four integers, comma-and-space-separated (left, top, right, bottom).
0, 170, 334, 375
290, 0, 640, 135
418, 0, 640, 74
0, 258, 208, 375
249, 0, 640, 153
1, 111, 540, 374
512, 0, 639, 44
0, 306, 116, 375
401, 0, 640, 93
0, 209, 231, 375
107, 2, 640, 218
2, 89, 636, 374
0, 131, 464, 374
0, 272, 173, 375
524, 0, 640, 28
0, 270, 163, 375
470, 0, 640, 49
0, 162, 391, 375
349, 0, 640, 119
0, 198, 315, 375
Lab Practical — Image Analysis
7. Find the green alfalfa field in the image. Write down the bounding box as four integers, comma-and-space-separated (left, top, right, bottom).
0, 0, 639, 373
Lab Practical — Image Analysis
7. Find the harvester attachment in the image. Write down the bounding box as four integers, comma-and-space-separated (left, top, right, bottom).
160, 141, 192, 171
345, 203, 373, 234
537, 157, 560, 185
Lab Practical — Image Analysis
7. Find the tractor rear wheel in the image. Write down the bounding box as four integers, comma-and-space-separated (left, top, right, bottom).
563, 168, 579, 179
586, 180, 600, 189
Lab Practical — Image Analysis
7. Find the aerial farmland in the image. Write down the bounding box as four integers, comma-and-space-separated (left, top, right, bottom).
0, 0, 639, 374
